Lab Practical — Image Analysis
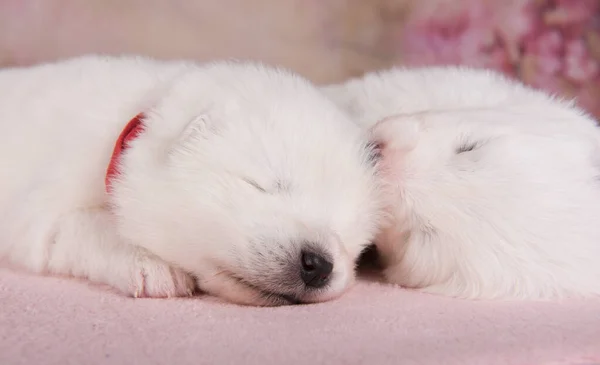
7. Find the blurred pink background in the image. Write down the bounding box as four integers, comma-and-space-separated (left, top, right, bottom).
1, 0, 599, 118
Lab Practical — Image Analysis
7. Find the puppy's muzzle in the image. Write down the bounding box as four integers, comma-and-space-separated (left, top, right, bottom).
300, 250, 333, 288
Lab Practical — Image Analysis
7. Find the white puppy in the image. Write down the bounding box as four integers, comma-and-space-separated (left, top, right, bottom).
323, 67, 600, 300
0, 55, 384, 306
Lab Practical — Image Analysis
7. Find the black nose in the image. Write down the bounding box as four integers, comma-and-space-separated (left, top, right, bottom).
300, 251, 333, 288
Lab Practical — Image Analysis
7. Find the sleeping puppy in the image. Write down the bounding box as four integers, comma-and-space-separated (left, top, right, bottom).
323, 66, 600, 299
0, 55, 384, 306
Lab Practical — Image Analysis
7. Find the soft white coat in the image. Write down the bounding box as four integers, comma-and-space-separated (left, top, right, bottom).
323, 67, 600, 299
0, 55, 384, 306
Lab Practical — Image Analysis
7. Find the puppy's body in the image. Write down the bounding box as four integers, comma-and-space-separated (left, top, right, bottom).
0, 56, 383, 306
324, 67, 600, 299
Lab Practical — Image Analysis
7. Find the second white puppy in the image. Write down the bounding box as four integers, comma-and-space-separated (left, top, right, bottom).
323, 67, 600, 300
0, 55, 384, 306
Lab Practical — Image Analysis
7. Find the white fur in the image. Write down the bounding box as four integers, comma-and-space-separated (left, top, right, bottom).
0, 55, 384, 306
323, 66, 600, 300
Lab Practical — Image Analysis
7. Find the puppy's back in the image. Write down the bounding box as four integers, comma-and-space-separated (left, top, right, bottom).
322, 66, 583, 129
0, 56, 191, 254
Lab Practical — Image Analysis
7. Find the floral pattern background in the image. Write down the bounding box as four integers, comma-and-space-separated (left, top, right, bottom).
0, 0, 599, 117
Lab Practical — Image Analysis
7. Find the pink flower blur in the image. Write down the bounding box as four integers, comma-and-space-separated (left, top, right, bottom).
400, 0, 600, 119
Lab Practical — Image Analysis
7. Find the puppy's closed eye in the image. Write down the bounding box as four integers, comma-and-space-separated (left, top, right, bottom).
242, 177, 290, 194
455, 141, 480, 154
242, 177, 267, 193
366, 141, 383, 165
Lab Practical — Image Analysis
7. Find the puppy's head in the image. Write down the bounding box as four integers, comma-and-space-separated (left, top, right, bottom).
109, 62, 385, 306
326, 66, 600, 298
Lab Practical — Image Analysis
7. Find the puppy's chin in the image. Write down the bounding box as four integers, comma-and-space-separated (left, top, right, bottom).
196, 260, 356, 307
199, 274, 301, 307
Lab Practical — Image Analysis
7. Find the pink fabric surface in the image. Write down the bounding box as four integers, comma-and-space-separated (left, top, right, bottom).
1, 268, 599, 365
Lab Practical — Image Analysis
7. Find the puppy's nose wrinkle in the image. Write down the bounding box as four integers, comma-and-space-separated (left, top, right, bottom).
300, 251, 333, 288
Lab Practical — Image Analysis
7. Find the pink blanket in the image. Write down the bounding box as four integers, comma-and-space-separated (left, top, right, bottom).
1, 268, 599, 365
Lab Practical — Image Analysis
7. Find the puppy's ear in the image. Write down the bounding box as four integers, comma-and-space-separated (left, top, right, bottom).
169, 114, 219, 155
369, 115, 420, 153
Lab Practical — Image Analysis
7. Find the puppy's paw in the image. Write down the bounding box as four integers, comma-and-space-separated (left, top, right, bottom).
46, 209, 196, 298
127, 252, 196, 298
100, 248, 196, 298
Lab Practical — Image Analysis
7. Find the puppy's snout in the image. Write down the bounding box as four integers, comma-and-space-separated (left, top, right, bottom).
300, 250, 333, 288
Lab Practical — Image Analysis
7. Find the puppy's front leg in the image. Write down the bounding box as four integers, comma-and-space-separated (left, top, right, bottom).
46, 208, 195, 297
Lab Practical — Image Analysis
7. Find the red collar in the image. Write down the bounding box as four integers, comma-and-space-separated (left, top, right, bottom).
105, 113, 146, 193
